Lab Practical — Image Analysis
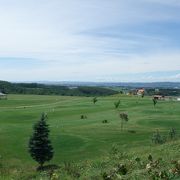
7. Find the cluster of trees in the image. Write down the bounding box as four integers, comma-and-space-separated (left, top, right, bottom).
2, 80, 180, 97
146, 88, 180, 96
0, 81, 118, 96
92, 97, 129, 130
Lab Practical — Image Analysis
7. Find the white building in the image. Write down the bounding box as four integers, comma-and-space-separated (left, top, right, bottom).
0, 92, 7, 99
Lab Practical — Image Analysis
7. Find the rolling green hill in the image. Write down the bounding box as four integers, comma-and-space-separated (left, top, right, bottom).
0, 94, 180, 179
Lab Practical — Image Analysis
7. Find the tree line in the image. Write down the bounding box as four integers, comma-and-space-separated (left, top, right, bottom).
0, 81, 118, 96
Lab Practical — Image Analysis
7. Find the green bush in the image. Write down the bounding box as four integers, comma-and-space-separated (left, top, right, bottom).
151, 130, 166, 144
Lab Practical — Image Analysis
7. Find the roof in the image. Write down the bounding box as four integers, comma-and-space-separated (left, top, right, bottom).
153, 95, 164, 97
137, 89, 145, 92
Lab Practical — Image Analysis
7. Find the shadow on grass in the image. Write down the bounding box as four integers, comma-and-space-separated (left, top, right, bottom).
37, 164, 60, 172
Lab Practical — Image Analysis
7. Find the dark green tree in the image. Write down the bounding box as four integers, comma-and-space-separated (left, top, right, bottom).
141, 92, 145, 98
114, 100, 121, 109
119, 113, 129, 131
92, 97, 98, 104
153, 98, 157, 107
28, 113, 54, 169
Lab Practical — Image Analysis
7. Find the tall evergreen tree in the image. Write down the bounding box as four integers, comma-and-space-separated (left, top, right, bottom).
28, 113, 54, 168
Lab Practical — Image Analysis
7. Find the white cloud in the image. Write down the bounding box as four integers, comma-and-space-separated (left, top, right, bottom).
0, 51, 180, 82
0, 0, 180, 81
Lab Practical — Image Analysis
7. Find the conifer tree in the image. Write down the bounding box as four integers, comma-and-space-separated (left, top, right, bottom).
28, 113, 54, 169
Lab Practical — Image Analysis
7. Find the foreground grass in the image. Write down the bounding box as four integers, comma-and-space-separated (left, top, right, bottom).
1, 140, 180, 179
0, 94, 180, 179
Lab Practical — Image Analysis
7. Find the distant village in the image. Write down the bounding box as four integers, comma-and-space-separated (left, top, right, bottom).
0, 87, 180, 101
126, 88, 180, 101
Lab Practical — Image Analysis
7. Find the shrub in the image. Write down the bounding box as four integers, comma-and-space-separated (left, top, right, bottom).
102, 120, 108, 124
151, 130, 166, 144
116, 164, 127, 175
80, 115, 87, 119
63, 162, 81, 178
114, 100, 120, 109
170, 160, 180, 175
152, 98, 158, 107
169, 128, 176, 140
119, 113, 129, 131
128, 130, 136, 133
92, 97, 98, 104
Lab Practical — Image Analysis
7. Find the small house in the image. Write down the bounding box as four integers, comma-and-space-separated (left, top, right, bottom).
0, 92, 7, 100
153, 95, 165, 100
137, 89, 145, 96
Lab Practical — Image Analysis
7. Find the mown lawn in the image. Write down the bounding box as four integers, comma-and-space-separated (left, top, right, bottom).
0, 94, 179, 169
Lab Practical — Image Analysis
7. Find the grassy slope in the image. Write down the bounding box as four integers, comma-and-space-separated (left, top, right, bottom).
0, 94, 180, 178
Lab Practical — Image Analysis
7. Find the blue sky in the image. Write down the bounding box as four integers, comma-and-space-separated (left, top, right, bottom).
0, 0, 180, 82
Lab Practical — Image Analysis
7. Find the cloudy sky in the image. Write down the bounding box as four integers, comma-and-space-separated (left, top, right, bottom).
0, 0, 180, 82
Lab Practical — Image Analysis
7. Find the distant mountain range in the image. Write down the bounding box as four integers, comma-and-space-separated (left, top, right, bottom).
3, 80, 180, 89
34, 81, 180, 89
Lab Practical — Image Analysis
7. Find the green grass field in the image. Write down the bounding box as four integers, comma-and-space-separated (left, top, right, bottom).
0, 94, 180, 172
